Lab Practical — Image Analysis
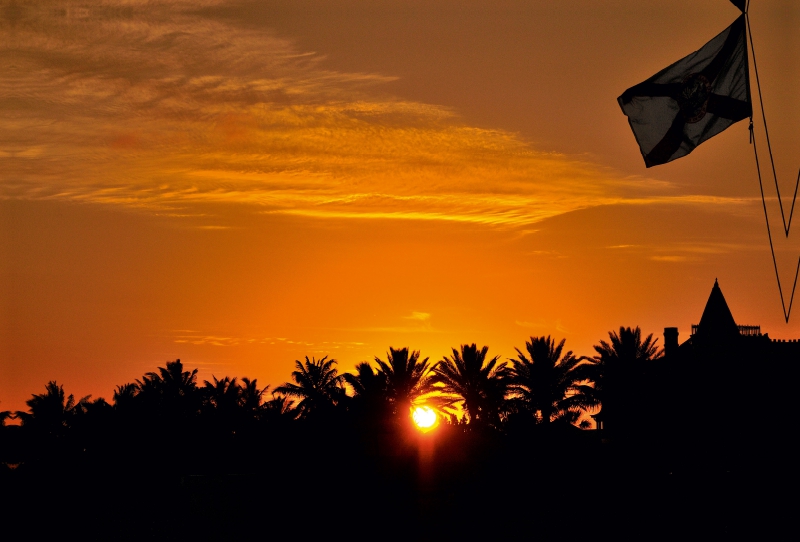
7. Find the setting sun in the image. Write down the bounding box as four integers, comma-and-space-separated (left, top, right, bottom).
412, 406, 438, 431
5, 1, 798, 538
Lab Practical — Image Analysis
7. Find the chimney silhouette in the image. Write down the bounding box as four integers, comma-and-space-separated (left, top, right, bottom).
664, 327, 679, 357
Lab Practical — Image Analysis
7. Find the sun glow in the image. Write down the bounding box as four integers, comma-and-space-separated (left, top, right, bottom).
412, 406, 438, 431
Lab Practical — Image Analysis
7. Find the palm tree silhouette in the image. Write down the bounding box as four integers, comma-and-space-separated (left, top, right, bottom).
70, 396, 113, 438
261, 393, 298, 422
344, 362, 388, 397
75, 396, 111, 415
509, 336, 596, 426
137, 359, 198, 398
113, 383, 138, 410
203, 376, 241, 412
274, 356, 345, 419
135, 359, 201, 418
240, 377, 269, 414
373, 347, 436, 419
589, 326, 662, 432
16, 381, 87, 435
0, 405, 12, 426
202, 376, 243, 435
433, 344, 510, 428
342, 361, 393, 424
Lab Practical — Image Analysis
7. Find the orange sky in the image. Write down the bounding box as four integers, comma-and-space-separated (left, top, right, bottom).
2, 0, 799, 412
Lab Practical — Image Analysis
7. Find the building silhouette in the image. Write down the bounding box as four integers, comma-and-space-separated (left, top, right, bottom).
597, 279, 798, 462
654, 279, 800, 466
664, 278, 800, 357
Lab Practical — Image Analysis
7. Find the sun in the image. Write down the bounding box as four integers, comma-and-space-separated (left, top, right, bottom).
412, 406, 438, 431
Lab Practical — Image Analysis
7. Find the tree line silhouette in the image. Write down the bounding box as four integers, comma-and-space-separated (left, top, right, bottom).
0, 326, 784, 539
3, 327, 660, 437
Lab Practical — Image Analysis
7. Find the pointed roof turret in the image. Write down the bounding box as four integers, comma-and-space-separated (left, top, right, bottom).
696, 279, 739, 338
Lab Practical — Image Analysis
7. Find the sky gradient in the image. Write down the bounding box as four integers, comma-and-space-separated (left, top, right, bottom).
2, 0, 799, 412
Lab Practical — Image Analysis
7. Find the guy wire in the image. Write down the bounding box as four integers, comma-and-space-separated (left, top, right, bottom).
746, 11, 800, 237
750, 121, 800, 323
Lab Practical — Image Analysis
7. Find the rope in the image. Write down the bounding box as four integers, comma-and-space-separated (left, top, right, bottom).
746, 13, 800, 322
746, 11, 800, 237
750, 122, 800, 322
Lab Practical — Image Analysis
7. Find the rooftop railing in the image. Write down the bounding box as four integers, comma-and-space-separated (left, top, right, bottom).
738, 325, 761, 336
690, 324, 761, 336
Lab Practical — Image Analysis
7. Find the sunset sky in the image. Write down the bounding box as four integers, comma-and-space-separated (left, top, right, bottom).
2, 0, 799, 412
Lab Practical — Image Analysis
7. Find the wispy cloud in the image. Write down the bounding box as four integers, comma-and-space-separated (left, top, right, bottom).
173, 332, 339, 348
609, 241, 762, 263
403, 311, 431, 323
650, 255, 692, 263
1, 0, 754, 228
515, 319, 570, 334
349, 311, 438, 334
173, 333, 254, 347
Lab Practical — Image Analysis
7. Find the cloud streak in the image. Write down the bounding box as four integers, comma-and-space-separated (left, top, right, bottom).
1, 0, 755, 228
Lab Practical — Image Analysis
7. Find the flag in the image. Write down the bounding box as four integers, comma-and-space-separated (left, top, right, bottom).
618, 15, 751, 168
730, 0, 746, 13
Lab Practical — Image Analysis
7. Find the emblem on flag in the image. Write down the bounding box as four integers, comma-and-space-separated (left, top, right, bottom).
618, 15, 751, 167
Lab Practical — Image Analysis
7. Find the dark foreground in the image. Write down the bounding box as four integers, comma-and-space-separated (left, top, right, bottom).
1, 421, 795, 541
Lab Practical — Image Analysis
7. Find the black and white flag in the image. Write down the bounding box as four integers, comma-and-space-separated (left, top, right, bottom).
618, 15, 751, 168
729, 0, 745, 13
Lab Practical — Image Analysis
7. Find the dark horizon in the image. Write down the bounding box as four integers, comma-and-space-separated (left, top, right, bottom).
2, 302, 796, 538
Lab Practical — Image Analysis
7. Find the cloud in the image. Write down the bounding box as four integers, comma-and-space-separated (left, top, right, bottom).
348, 312, 438, 334
650, 255, 692, 263
515, 319, 570, 334
621, 241, 761, 263
173, 334, 242, 347
647, 242, 757, 263
1, 0, 755, 228
526, 249, 566, 258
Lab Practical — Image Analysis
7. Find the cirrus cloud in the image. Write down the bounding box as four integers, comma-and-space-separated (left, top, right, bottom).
1, 0, 754, 228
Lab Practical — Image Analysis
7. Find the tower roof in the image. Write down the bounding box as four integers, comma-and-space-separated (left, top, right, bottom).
697, 279, 739, 338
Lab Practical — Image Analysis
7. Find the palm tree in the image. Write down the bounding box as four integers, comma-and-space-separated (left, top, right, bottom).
71, 396, 113, 436
0, 406, 12, 427
274, 356, 345, 419
203, 376, 241, 412
373, 347, 436, 418
240, 377, 269, 413
75, 396, 111, 416
343, 361, 392, 422
589, 326, 662, 432
135, 359, 201, 418
16, 381, 87, 435
137, 359, 198, 399
262, 393, 298, 422
509, 336, 596, 426
343, 362, 390, 401
432, 344, 510, 428
113, 383, 138, 410
592, 327, 661, 367
344, 362, 387, 398
202, 375, 243, 433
